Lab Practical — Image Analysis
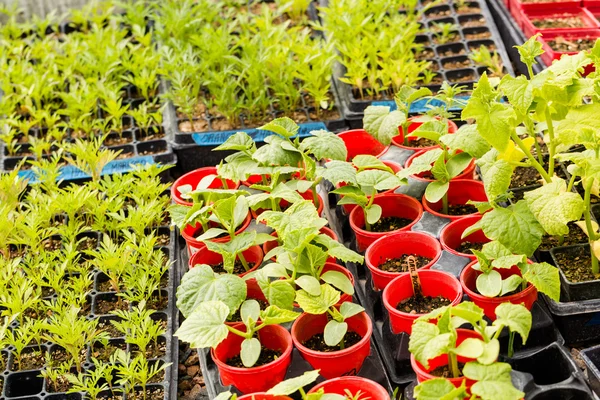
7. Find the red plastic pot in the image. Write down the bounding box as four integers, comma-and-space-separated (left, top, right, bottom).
422, 180, 486, 222
339, 160, 403, 214
349, 193, 423, 252
440, 215, 490, 260
405, 150, 475, 182
237, 395, 292, 400
212, 324, 293, 394
181, 212, 252, 257
337, 129, 389, 161
521, 8, 600, 38
263, 226, 339, 263
171, 167, 239, 207
307, 377, 390, 399
188, 244, 263, 278
291, 311, 372, 379
383, 270, 463, 335
509, 1, 581, 28
391, 117, 458, 151
252, 192, 324, 221
538, 30, 600, 75
365, 231, 442, 291
460, 261, 538, 320
411, 329, 485, 388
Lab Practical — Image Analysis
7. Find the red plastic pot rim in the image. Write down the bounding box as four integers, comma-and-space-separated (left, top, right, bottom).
365, 231, 442, 277
291, 311, 373, 358
211, 324, 293, 375
171, 166, 239, 206
348, 193, 423, 237
307, 376, 390, 398
188, 244, 263, 275
337, 129, 390, 160
460, 260, 537, 303
422, 179, 487, 220
181, 212, 252, 244
440, 215, 486, 258
382, 270, 463, 319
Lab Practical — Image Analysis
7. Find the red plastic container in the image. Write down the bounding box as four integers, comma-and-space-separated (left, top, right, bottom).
349, 193, 423, 252
237, 395, 292, 400
212, 324, 293, 394
263, 226, 338, 263
252, 192, 324, 221
171, 167, 239, 207
339, 160, 403, 214
509, 1, 583, 28
181, 212, 252, 257
422, 180, 486, 221
365, 231, 442, 291
391, 117, 458, 151
382, 270, 463, 334
291, 311, 372, 379
411, 329, 485, 388
188, 244, 263, 278
521, 8, 600, 38
460, 261, 538, 320
404, 150, 475, 182
337, 129, 389, 161
307, 377, 390, 399
538, 30, 600, 74
440, 215, 490, 260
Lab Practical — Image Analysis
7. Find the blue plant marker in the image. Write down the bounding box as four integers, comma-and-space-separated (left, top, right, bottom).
191, 122, 327, 146
372, 96, 471, 113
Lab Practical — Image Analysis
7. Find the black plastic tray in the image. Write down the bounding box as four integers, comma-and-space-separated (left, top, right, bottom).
0, 225, 179, 400
317, 0, 515, 124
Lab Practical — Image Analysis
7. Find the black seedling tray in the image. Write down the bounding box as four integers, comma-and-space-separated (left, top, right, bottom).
318, 0, 514, 123
0, 226, 179, 400
485, 0, 547, 76
199, 343, 393, 399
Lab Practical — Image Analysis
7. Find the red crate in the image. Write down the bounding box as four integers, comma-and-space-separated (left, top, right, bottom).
521, 7, 600, 37
509, 0, 583, 28
538, 30, 600, 73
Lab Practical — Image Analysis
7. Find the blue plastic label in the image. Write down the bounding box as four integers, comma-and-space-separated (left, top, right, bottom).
372, 96, 471, 113
191, 122, 327, 147
585, 312, 600, 326
17, 155, 155, 183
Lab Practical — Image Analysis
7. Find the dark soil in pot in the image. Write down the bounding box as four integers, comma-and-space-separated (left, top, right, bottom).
226, 346, 282, 367
370, 217, 414, 232
511, 165, 543, 188
431, 362, 466, 378
446, 204, 478, 216
549, 37, 597, 52
443, 59, 472, 70
213, 260, 256, 275
11, 350, 45, 371
555, 247, 598, 283
302, 331, 362, 352
532, 16, 587, 29
465, 31, 491, 40
379, 254, 433, 272
406, 137, 439, 148
455, 4, 481, 14
130, 387, 164, 400
91, 342, 127, 362
96, 298, 129, 314
397, 295, 451, 314
456, 240, 485, 254
416, 48, 436, 60
539, 221, 588, 251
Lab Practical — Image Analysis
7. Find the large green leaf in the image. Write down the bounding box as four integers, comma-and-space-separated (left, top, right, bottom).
363, 105, 406, 146
300, 129, 347, 161
260, 305, 300, 325
524, 178, 584, 236
352, 155, 392, 171
174, 301, 229, 348
320, 161, 357, 186
409, 321, 453, 369
493, 303, 532, 344
252, 135, 302, 166
214, 131, 256, 152
463, 362, 524, 400
555, 104, 600, 148
414, 378, 468, 400
259, 117, 299, 138
499, 75, 533, 115
440, 124, 490, 159
176, 265, 246, 318
523, 262, 560, 301
476, 149, 513, 203
296, 284, 340, 315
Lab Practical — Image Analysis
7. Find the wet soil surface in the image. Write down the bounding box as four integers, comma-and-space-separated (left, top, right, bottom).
369, 217, 414, 232
397, 295, 451, 314
302, 331, 362, 352
379, 255, 433, 272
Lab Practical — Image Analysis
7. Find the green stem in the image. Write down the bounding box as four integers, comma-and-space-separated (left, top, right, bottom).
449, 352, 460, 379
584, 178, 600, 275
508, 331, 515, 358
508, 161, 531, 168
219, 177, 228, 189
238, 252, 250, 271
227, 324, 252, 339
532, 132, 544, 166
510, 131, 552, 183
311, 186, 320, 210
545, 108, 556, 177
442, 192, 449, 215
527, 64, 534, 80
567, 173, 577, 192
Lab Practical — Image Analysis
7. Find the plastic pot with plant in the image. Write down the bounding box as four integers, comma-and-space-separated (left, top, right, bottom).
175, 300, 300, 394
292, 285, 372, 379
409, 301, 531, 394
458, 240, 559, 326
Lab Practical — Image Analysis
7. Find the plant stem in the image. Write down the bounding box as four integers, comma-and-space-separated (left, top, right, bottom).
442, 192, 449, 215
527, 64, 534, 80
449, 352, 460, 379
545, 108, 556, 177
238, 252, 250, 271
584, 178, 600, 275
510, 131, 552, 183
226, 324, 251, 339
508, 331, 515, 358
532, 134, 544, 166
567, 173, 577, 192
311, 186, 320, 210
219, 177, 228, 189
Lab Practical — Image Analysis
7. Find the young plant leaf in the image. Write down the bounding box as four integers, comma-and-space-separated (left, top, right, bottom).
324, 320, 348, 347
339, 302, 364, 319
414, 378, 468, 400
295, 275, 322, 296
300, 129, 347, 161
425, 181, 450, 203
240, 300, 261, 325
296, 284, 340, 315
267, 370, 320, 395
500, 275, 523, 296
363, 105, 406, 146
441, 124, 490, 159
240, 338, 261, 368
476, 149, 513, 203
452, 338, 484, 359
476, 269, 502, 297
260, 117, 299, 139
493, 303, 532, 344
321, 271, 354, 295
174, 301, 229, 348
320, 161, 358, 186
409, 321, 453, 369
522, 262, 560, 301
259, 306, 300, 325
463, 362, 524, 400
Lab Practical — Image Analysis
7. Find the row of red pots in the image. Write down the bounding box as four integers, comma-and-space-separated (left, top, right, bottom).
235, 376, 390, 400
213, 311, 373, 394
